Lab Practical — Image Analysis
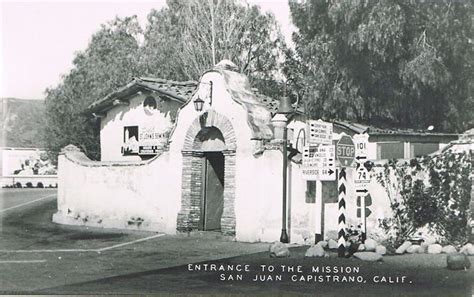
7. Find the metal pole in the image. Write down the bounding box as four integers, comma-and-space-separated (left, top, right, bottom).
280, 125, 289, 243
361, 194, 367, 242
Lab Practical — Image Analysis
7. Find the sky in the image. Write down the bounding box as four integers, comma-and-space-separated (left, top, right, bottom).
0, 0, 295, 100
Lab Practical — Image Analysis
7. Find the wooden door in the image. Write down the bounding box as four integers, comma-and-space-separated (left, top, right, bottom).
200, 152, 224, 231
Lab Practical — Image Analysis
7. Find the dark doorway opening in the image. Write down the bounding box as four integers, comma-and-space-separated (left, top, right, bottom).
200, 152, 225, 231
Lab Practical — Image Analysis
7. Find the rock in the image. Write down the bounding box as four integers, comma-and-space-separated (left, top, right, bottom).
396, 241, 412, 254
442, 245, 457, 254
305, 245, 326, 257
419, 243, 429, 254
447, 253, 471, 270
317, 241, 328, 249
353, 252, 383, 261
358, 244, 366, 251
407, 245, 421, 254
325, 231, 338, 241
375, 245, 387, 255
428, 244, 442, 254
422, 236, 437, 246
328, 239, 338, 249
460, 243, 474, 256
269, 242, 290, 258
364, 238, 377, 251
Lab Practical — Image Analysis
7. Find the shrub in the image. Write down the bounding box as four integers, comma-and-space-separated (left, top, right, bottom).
26, 182, 33, 188
37, 182, 44, 188
376, 151, 471, 246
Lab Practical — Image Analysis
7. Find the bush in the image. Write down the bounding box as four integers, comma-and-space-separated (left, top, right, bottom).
15, 182, 22, 188
376, 151, 471, 246
25, 182, 33, 188
37, 182, 44, 188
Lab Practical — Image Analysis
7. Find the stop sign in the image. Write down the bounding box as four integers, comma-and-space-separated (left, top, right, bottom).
337, 135, 355, 167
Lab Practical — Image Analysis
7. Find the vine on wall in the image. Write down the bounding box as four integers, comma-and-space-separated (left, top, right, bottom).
376, 151, 472, 246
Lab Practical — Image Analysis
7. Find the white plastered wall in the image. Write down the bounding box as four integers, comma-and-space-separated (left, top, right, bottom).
100, 93, 180, 162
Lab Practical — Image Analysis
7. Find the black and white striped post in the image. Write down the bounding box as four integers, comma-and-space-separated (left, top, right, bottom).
338, 168, 347, 257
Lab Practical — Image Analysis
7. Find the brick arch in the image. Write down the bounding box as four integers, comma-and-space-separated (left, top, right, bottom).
182, 110, 237, 151
177, 110, 237, 235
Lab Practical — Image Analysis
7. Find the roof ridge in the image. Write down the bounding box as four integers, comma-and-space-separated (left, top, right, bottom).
138, 77, 198, 86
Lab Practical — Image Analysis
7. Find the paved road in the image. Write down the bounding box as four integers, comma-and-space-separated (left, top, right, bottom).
0, 189, 268, 293
0, 188, 56, 212
0, 189, 472, 296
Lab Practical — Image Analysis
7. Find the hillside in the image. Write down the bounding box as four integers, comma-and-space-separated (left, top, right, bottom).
0, 98, 46, 148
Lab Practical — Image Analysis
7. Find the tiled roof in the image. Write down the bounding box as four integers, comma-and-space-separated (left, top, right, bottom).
88, 77, 197, 113
334, 121, 459, 137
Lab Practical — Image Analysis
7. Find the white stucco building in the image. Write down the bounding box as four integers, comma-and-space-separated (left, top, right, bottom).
53, 61, 459, 244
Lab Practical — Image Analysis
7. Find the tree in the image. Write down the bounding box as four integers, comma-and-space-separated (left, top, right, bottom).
140, 0, 286, 97
44, 16, 143, 160
45, 2, 287, 161
2, 99, 46, 148
286, 0, 473, 132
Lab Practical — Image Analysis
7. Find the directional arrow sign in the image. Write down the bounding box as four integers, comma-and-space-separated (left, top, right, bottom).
336, 135, 355, 167
302, 144, 336, 181
308, 120, 333, 145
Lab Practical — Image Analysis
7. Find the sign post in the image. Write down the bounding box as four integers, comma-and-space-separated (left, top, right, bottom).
336, 134, 355, 257
354, 133, 370, 242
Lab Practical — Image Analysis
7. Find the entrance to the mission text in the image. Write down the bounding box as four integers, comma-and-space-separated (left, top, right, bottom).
200, 152, 224, 231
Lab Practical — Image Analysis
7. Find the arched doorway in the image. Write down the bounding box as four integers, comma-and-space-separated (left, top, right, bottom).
177, 111, 237, 235
196, 127, 225, 230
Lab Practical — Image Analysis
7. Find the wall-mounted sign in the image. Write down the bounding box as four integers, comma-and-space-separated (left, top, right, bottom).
139, 145, 161, 155
336, 134, 355, 167
308, 120, 333, 145
302, 144, 336, 181
138, 126, 169, 155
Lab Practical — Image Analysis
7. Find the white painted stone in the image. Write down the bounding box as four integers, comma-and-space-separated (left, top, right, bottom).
328, 239, 338, 249
305, 245, 325, 257
396, 241, 412, 254
427, 244, 442, 254
358, 244, 366, 251
317, 241, 328, 249
460, 243, 474, 255
375, 245, 387, 255
353, 252, 383, 261
269, 242, 290, 258
364, 238, 377, 251
442, 245, 457, 254
406, 245, 421, 254
419, 243, 429, 254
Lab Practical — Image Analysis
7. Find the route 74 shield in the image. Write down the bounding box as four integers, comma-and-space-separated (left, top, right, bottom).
355, 163, 371, 185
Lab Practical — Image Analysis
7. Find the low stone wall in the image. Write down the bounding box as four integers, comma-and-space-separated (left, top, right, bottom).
1, 175, 57, 188
53, 145, 182, 234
